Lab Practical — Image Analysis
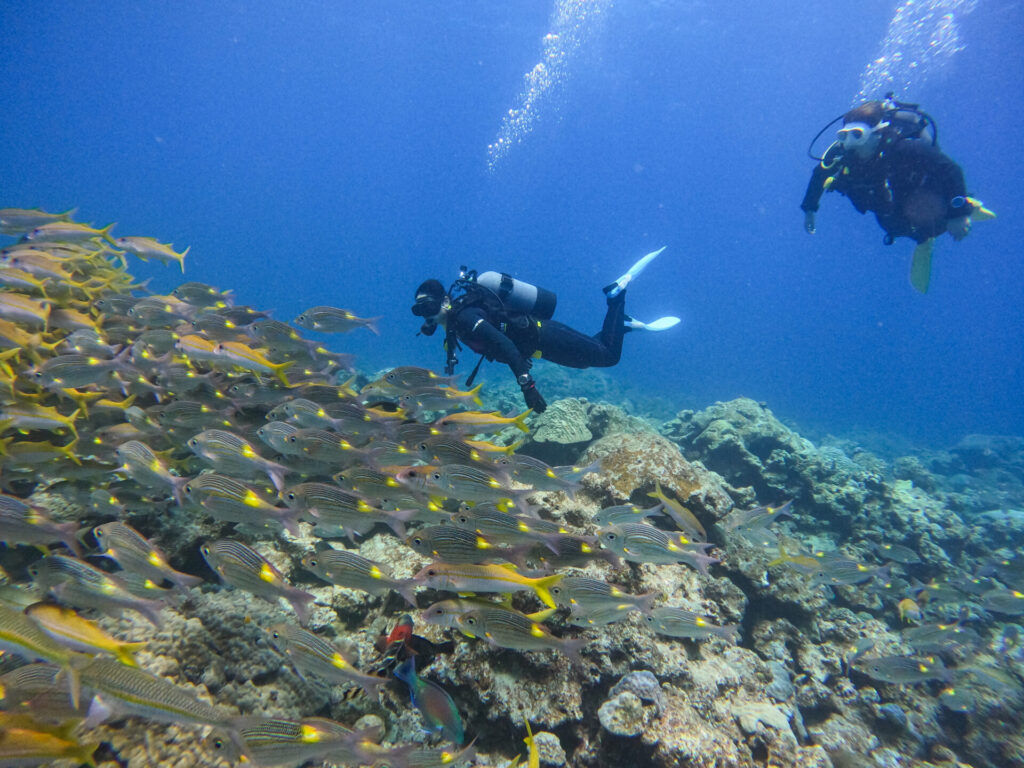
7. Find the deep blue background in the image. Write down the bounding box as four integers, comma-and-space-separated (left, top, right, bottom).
2, 1, 1021, 447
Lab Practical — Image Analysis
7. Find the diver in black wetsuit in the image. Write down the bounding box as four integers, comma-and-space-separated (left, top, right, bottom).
411, 249, 679, 413
802, 97, 993, 293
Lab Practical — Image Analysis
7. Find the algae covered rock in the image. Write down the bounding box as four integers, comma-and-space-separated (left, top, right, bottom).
582, 430, 733, 521
532, 398, 593, 446
598, 690, 645, 736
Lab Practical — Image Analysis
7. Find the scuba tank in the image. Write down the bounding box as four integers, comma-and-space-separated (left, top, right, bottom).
474, 270, 557, 320
879, 94, 938, 145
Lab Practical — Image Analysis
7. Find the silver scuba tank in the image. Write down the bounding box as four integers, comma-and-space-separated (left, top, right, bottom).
475, 271, 557, 320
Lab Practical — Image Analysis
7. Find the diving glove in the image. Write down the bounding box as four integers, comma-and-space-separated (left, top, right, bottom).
518, 374, 547, 414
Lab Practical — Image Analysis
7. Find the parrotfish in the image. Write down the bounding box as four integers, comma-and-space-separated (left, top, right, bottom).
393, 656, 464, 744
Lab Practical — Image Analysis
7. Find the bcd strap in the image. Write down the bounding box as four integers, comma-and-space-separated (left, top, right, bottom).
443, 325, 461, 375
497, 272, 514, 302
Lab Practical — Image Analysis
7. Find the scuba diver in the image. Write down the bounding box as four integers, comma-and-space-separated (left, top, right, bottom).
802, 95, 994, 293
411, 248, 680, 413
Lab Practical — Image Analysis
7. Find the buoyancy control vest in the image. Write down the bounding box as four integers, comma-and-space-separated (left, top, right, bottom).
442, 267, 558, 377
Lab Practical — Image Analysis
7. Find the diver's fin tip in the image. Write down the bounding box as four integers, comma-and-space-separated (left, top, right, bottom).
910, 239, 934, 294
606, 246, 668, 297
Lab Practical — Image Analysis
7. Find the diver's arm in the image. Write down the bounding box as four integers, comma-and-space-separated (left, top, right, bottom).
455, 307, 532, 379
801, 144, 842, 215
800, 164, 831, 214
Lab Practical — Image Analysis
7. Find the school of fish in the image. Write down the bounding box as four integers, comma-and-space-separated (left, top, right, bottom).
0, 207, 1022, 766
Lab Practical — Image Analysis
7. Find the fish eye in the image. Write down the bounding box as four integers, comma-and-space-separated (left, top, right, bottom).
184, 485, 193, 493
201, 546, 210, 555
271, 631, 280, 639
287, 493, 296, 501
288, 436, 297, 443
307, 559, 317, 567
426, 569, 436, 576
605, 533, 617, 541
466, 617, 476, 625
431, 473, 442, 481
412, 537, 423, 546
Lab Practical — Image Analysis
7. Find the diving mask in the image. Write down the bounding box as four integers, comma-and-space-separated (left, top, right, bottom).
837, 121, 878, 152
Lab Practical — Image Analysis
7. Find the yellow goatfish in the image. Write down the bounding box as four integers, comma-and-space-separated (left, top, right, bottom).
114, 236, 189, 272
25, 603, 145, 667
214, 340, 295, 387
25, 220, 117, 245
435, 409, 533, 435
412, 562, 563, 609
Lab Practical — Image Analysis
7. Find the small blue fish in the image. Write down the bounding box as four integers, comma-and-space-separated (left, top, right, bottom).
393, 657, 464, 744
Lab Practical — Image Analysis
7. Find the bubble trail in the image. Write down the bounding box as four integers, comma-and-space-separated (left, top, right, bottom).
856, 0, 979, 103
486, 0, 611, 172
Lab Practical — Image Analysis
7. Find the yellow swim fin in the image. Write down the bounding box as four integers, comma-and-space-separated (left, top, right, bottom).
966, 197, 996, 222
910, 238, 935, 294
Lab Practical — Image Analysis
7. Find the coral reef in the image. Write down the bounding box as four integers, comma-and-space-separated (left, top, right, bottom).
1, 216, 1021, 768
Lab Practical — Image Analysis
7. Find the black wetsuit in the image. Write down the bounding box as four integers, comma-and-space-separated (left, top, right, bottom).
449, 290, 627, 383
801, 137, 970, 244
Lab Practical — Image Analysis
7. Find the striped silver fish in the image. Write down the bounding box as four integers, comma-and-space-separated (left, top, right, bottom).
113, 440, 189, 504
300, 549, 416, 606
92, 521, 202, 592
456, 606, 586, 664
592, 502, 665, 527
265, 623, 385, 697
79, 656, 232, 728
188, 429, 289, 491
406, 525, 527, 567
283, 482, 413, 540
0, 493, 81, 555
182, 473, 299, 534
285, 428, 373, 467
598, 523, 718, 572
200, 539, 315, 625
207, 716, 378, 767
255, 420, 302, 456
396, 464, 532, 509
644, 606, 738, 642
548, 576, 657, 614
28, 554, 165, 627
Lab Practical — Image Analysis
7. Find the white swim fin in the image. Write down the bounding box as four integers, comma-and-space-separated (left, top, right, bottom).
605, 246, 667, 298
625, 315, 681, 331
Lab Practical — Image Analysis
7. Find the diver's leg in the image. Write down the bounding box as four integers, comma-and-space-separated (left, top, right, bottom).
537, 319, 620, 369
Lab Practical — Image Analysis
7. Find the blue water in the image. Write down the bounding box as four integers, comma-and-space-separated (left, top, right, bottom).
2, 1, 1021, 447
